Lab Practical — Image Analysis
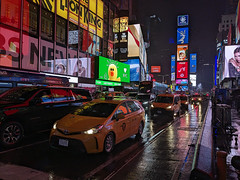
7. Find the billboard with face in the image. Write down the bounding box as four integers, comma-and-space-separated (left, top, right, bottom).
177, 62, 188, 79
177, 45, 188, 61
124, 59, 140, 81
97, 56, 130, 83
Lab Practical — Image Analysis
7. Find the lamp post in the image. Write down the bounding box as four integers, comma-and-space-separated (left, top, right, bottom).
203, 63, 215, 88
158, 74, 169, 84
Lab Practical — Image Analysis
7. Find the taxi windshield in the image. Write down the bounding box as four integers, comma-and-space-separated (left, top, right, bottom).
155, 96, 173, 103
72, 102, 118, 118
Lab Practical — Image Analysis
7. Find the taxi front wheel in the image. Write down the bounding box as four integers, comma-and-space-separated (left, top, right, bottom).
104, 132, 115, 153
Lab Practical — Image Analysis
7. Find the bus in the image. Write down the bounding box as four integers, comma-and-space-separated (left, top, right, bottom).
139, 81, 168, 95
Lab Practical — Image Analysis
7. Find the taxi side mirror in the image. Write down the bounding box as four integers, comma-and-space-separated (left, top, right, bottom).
116, 113, 125, 120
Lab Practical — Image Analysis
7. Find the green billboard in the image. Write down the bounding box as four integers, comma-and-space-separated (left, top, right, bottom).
98, 56, 130, 83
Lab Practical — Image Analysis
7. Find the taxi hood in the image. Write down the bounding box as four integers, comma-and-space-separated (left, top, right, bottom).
56, 114, 108, 132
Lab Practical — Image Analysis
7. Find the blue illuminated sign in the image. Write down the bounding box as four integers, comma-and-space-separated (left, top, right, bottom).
190, 53, 197, 73
171, 55, 175, 73
177, 15, 189, 26
175, 85, 188, 91
177, 27, 189, 44
124, 59, 140, 81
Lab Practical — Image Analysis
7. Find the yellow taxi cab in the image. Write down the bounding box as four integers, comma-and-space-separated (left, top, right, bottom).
49, 98, 145, 153
150, 94, 181, 117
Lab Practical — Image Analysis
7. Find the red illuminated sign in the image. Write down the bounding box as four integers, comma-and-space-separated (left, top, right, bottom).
151, 66, 161, 73
176, 62, 188, 79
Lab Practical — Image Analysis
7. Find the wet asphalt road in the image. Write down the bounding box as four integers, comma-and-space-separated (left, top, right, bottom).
0, 101, 208, 179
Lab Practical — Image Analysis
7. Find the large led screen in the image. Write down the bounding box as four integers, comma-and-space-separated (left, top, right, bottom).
223, 45, 240, 79
175, 85, 188, 91
177, 45, 188, 61
124, 59, 140, 81
177, 62, 188, 79
177, 15, 189, 26
176, 79, 188, 85
98, 56, 130, 83
177, 27, 189, 44
190, 74, 196, 87
151, 66, 161, 73
171, 55, 176, 73
190, 53, 197, 73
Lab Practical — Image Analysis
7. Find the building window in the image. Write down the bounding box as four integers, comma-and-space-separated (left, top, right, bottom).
56, 16, 67, 45
23, 1, 38, 36
103, 3, 109, 23
41, 9, 53, 41
69, 22, 79, 50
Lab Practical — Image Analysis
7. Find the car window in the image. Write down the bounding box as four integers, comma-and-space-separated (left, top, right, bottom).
51, 89, 71, 102
115, 102, 128, 115
34, 89, 52, 103
127, 101, 140, 112
71, 89, 91, 100
72, 102, 117, 117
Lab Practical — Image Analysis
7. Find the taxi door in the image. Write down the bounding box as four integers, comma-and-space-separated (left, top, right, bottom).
173, 96, 181, 114
113, 102, 131, 143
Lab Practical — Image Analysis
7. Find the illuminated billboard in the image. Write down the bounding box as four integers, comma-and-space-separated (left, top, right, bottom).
175, 85, 188, 91
171, 72, 175, 81
151, 66, 161, 73
68, 57, 91, 78
177, 45, 188, 61
96, 56, 130, 83
171, 55, 176, 73
190, 74, 196, 86
222, 45, 240, 79
190, 53, 197, 73
177, 15, 189, 26
124, 59, 140, 81
177, 27, 189, 44
176, 79, 188, 85
177, 62, 188, 79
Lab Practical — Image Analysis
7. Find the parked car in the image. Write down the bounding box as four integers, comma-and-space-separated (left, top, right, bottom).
136, 93, 156, 111
49, 98, 145, 153
179, 94, 189, 111
0, 86, 92, 148
150, 94, 181, 117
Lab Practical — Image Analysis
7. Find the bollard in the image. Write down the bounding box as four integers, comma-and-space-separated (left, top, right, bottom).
216, 151, 227, 180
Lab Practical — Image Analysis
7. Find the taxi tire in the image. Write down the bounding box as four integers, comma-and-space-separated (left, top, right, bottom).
104, 132, 115, 153
0, 121, 24, 148
136, 122, 144, 138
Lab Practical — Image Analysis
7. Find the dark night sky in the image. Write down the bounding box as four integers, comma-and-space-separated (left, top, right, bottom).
136, 0, 228, 91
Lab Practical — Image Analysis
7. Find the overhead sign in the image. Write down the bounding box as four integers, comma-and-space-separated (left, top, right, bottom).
151, 66, 161, 73
97, 56, 130, 83
177, 27, 189, 44
177, 45, 188, 61
190, 53, 197, 73
171, 55, 175, 73
177, 62, 188, 79
177, 15, 189, 26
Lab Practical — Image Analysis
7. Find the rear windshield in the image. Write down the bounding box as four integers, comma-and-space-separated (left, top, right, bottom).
155, 96, 173, 103
0, 87, 40, 102
72, 102, 118, 118
136, 95, 150, 100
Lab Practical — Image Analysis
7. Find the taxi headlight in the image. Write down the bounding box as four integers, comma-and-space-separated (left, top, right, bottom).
185, 102, 188, 104
84, 125, 104, 134
53, 122, 57, 130
143, 101, 148, 105
166, 105, 172, 109
151, 104, 154, 108
198, 98, 202, 101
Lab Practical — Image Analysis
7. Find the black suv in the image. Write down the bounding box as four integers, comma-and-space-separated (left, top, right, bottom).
0, 86, 92, 148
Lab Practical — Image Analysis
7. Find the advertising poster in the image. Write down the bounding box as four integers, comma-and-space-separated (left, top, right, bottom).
124, 59, 140, 81
171, 55, 175, 73
177, 62, 188, 79
176, 79, 188, 85
177, 27, 189, 44
190, 53, 197, 73
128, 24, 140, 58
171, 72, 175, 81
223, 45, 240, 79
98, 56, 130, 83
177, 15, 189, 26
190, 74, 196, 87
68, 57, 91, 78
151, 66, 161, 73
175, 85, 188, 91
177, 45, 188, 61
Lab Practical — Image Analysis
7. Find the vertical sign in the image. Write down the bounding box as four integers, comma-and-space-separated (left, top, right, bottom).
177, 27, 189, 44
177, 15, 189, 26
171, 55, 175, 73
190, 53, 197, 73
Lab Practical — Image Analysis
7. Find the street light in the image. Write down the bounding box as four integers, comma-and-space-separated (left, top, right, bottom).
203, 63, 216, 87
158, 74, 169, 84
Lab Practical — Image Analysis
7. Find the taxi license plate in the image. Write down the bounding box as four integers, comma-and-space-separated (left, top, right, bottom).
59, 139, 68, 147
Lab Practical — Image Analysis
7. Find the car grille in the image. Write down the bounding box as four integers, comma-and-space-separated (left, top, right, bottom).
57, 128, 82, 135
49, 135, 86, 153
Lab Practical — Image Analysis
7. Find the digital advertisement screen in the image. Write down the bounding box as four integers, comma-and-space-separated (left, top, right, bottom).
190, 74, 196, 87
223, 45, 240, 79
177, 45, 188, 61
175, 85, 188, 91
177, 15, 189, 26
177, 62, 188, 79
171, 55, 176, 73
190, 53, 197, 73
176, 79, 188, 85
151, 66, 161, 73
98, 56, 130, 83
171, 72, 175, 81
177, 27, 189, 44
124, 59, 140, 81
